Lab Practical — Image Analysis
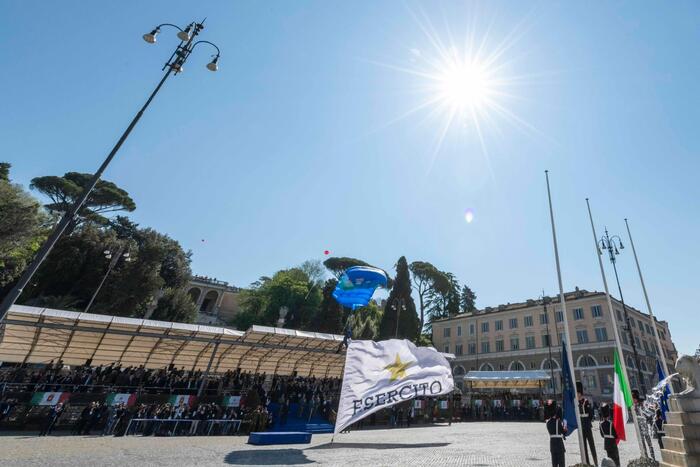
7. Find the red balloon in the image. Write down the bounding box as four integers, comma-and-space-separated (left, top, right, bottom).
324, 250, 330, 255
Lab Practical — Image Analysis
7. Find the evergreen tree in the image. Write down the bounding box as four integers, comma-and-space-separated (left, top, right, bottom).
316, 278, 344, 334
379, 256, 420, 340
460, 285, 477, 313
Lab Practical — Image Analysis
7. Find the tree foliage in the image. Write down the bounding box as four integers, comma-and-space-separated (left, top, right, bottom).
150, 287, 197, 323
349, 301, 383, 340
316, 278, 344, 334
322, 257, 372, 278
460, 285, 477, 313
233, 268, 322, 331
379, 256, 420, 340
19, 219, 193, 321
30, 172, 135, 228
0, 163, 51, 290
409, 261, 441, 331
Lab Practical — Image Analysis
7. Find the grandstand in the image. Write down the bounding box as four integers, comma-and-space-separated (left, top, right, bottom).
0, 305, 347, 377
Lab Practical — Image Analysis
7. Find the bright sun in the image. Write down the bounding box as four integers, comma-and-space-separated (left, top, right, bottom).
436, 58, 492, 112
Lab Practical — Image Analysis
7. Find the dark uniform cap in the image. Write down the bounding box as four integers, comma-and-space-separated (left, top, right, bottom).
600, 403, 611, 418
576, 381, 583, 394
544, 399, 557, 419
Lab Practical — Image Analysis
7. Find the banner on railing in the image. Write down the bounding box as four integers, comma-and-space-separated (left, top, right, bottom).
223, 395, 241, 407
106, 393, 137, 407
169, 395, 197, 407
30, 392, 70, 406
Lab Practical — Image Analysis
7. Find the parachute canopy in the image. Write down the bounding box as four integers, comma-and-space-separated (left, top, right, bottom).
332, 266, 388, 310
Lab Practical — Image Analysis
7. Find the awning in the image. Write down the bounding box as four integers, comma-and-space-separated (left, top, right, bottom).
0, 305, 346, 377
463, 370, 551, 389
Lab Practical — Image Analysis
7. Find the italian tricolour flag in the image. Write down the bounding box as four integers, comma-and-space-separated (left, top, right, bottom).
613, 349, 633, 444
169, 395, 196, 407
30, 392, 70, 406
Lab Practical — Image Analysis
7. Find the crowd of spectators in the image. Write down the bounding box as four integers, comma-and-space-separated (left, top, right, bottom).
0, 361, 343, 436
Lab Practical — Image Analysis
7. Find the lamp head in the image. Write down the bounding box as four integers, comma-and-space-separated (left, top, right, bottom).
206, 55, 219, 72
143, 28, 159, 44
177, 25, 192, 42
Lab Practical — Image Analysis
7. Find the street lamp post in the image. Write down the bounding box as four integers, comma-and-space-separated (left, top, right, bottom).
0, 20, 221, 322
598, 228, 647, 395
84, 245, 131, 314
391, 298, 406, 338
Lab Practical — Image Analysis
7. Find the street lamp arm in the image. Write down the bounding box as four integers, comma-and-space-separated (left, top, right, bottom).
155, 23, 185, 32
191, 40, 221, 57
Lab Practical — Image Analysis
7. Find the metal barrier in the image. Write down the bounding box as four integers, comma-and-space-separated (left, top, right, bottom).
125, 418, 242, 436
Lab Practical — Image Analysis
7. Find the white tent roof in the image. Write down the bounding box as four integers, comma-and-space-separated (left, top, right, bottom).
0, 305, 346, 377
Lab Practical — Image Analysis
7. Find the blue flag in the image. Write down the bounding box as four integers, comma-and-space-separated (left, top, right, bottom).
561, 341, 578, 435
656, 360, 670, 422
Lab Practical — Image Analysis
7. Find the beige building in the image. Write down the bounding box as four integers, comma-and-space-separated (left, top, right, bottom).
187, 275, 241, 325
432, 288, 678, 402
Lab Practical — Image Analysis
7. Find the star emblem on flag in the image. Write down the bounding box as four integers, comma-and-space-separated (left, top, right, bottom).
384, 354, 414, 381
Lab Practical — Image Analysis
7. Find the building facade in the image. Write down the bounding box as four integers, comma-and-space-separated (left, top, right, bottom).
431, 288, 678, 402
187, 275, 241, 325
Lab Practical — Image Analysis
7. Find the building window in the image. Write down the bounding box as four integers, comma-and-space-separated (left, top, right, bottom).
443, 327, 451, 338
637, 319, 644, 331
635, 336, 641, 348
602, 355, 610, 364
558, 332, 565, 345
481, 341, 490, 354
644, 324, 652, 335
499, 363, 505, 370
481, 322, 489, 333
616, 309, 622, 321
540, 313, 548, 325
556, 311, 563, 323
584, 374, 597, 389
573, 308, 584, 320
622, 333, 628, 345
524, 316, 533, 327
468, 343, 476, 355
526, 336, 536, 349
457, 325, 462, 337
576, 329, 589, 344
495, 320, 503, 331
542, 334, 551, 347
444, 344, 450, 353
509, 318, 518, 329
659, 330, 666, 341
455, 344, 463, 356
529, 361, 536, 369
510, 337, 520, 350
643, 340, 650, 352
595, 327, 608, 342
495, 340, 504, 352
469, 323, 475, 336
591, 305, 602, 318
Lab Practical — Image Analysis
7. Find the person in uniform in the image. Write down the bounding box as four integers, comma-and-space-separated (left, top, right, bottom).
577, 382, 599, 466
653, 408, 665, 450
545, 399, 566, 467
598, 403, 620, 467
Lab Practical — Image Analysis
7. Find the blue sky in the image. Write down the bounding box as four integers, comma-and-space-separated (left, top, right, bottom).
2, 1, 698, 354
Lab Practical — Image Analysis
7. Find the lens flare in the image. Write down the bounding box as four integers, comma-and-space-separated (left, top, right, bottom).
465, 209, 474, 223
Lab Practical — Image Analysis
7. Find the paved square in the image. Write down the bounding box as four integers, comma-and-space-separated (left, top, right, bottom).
0, 422, 643, 466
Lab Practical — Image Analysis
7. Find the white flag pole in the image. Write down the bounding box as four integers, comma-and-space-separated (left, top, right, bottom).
624, 218, 672, 382
544, 170, 585, 460
585, 199, 644, 452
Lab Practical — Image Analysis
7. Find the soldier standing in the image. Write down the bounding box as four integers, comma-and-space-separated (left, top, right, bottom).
653, 408, 665, 450
598, 403, 620, 467
545, 400, 566, 467
577, 382, 599, 466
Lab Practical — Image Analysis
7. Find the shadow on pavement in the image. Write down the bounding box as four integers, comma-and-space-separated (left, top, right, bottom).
224, 448, 314, 465
309, 442, 450, 450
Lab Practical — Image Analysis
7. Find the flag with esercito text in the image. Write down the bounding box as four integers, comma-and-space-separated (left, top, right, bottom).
334, 339, 454, 434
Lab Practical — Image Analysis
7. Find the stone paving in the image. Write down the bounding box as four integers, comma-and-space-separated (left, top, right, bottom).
0, 422, 644, 466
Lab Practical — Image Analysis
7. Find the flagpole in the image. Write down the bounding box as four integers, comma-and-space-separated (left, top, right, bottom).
544, 170, 585, 460
624, 218, 672, 383
585, 199, 645, 454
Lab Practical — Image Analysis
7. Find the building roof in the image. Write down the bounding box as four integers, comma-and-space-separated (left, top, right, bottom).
464, 370, 551, 389
0, 305, 346, 377
433, 288, 666, 325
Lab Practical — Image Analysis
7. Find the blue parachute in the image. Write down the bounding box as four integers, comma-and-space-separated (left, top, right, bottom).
332, 266, 388, 310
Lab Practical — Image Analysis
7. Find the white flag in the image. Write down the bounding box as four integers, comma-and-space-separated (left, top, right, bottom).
334, 339, 454, 434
